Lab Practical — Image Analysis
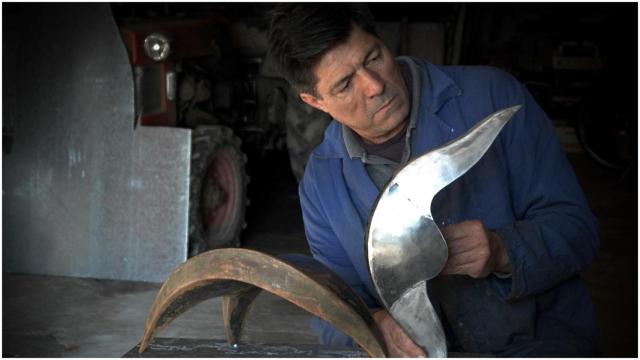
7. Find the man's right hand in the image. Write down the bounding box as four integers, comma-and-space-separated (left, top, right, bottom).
372, 309, 427, 357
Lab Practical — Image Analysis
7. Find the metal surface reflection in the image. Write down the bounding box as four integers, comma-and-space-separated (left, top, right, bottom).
366, 105, 522, 357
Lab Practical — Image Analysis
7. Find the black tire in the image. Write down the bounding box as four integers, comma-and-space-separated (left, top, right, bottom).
189, 126, 249, 256
285, 89, 332, 181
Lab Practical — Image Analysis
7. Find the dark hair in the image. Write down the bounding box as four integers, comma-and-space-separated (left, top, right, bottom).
268, 3, 377, 94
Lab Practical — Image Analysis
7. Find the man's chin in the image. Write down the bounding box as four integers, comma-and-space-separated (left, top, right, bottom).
369, 121, 406, 144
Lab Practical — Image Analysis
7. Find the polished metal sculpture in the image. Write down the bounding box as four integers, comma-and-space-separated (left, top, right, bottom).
366, 105, 522, 357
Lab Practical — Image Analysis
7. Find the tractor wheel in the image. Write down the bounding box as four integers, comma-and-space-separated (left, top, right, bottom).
285, 90, 332, 182
189, 126, 248, 256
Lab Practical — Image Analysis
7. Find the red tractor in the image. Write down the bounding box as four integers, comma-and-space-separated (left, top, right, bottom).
117, 10, 304, 256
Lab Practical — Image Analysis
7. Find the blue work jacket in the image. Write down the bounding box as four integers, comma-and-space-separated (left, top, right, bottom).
299, 58, 600, 356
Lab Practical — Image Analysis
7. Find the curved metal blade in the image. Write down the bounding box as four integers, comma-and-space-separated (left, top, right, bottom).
140, 249, 386, 357
390, 281, 446, 358
366, 105, 522, 357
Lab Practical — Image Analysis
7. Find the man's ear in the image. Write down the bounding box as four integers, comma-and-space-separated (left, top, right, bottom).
300, 92, 328, 113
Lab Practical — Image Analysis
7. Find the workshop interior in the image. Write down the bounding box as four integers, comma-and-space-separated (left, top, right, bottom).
3, 2, 637, 357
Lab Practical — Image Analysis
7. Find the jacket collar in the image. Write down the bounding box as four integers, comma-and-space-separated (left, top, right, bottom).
314, 58, 461, 159
419, 59, 463, 114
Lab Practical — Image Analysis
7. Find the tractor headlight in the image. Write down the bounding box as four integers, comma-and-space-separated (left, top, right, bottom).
144, 33, 171, 61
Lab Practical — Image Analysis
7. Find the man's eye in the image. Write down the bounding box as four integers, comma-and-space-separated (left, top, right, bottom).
366, 54, 381, 65
339, 80, 351, 93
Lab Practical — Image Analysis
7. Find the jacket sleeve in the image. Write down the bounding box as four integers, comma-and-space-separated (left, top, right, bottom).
299, 165, 380, 306
487, 71, 599, 300
298, 161, 380, 345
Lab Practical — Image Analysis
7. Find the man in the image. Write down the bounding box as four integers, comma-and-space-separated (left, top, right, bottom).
269, 4, 600, 357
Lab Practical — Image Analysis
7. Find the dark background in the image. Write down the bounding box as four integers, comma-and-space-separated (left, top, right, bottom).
109, 2, 637, 176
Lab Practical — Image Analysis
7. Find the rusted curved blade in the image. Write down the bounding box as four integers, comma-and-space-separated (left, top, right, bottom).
222, 285, 261, 346
366, 105, 522, 357
139, 248, 386, 357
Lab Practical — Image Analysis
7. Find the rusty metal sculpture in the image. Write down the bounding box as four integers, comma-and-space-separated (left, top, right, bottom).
139, 249, 386, 357
366, 105, 522, 357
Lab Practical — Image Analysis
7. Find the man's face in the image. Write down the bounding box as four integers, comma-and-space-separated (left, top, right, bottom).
300, 25, 410, 144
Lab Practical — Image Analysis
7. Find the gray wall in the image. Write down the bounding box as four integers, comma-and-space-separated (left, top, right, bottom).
3, 3, 190, 282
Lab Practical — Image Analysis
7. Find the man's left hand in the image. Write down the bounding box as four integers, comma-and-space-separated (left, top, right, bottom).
440, 220, 511, 278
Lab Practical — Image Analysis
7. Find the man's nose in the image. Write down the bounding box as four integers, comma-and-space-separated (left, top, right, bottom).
361, 69, 384, 98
